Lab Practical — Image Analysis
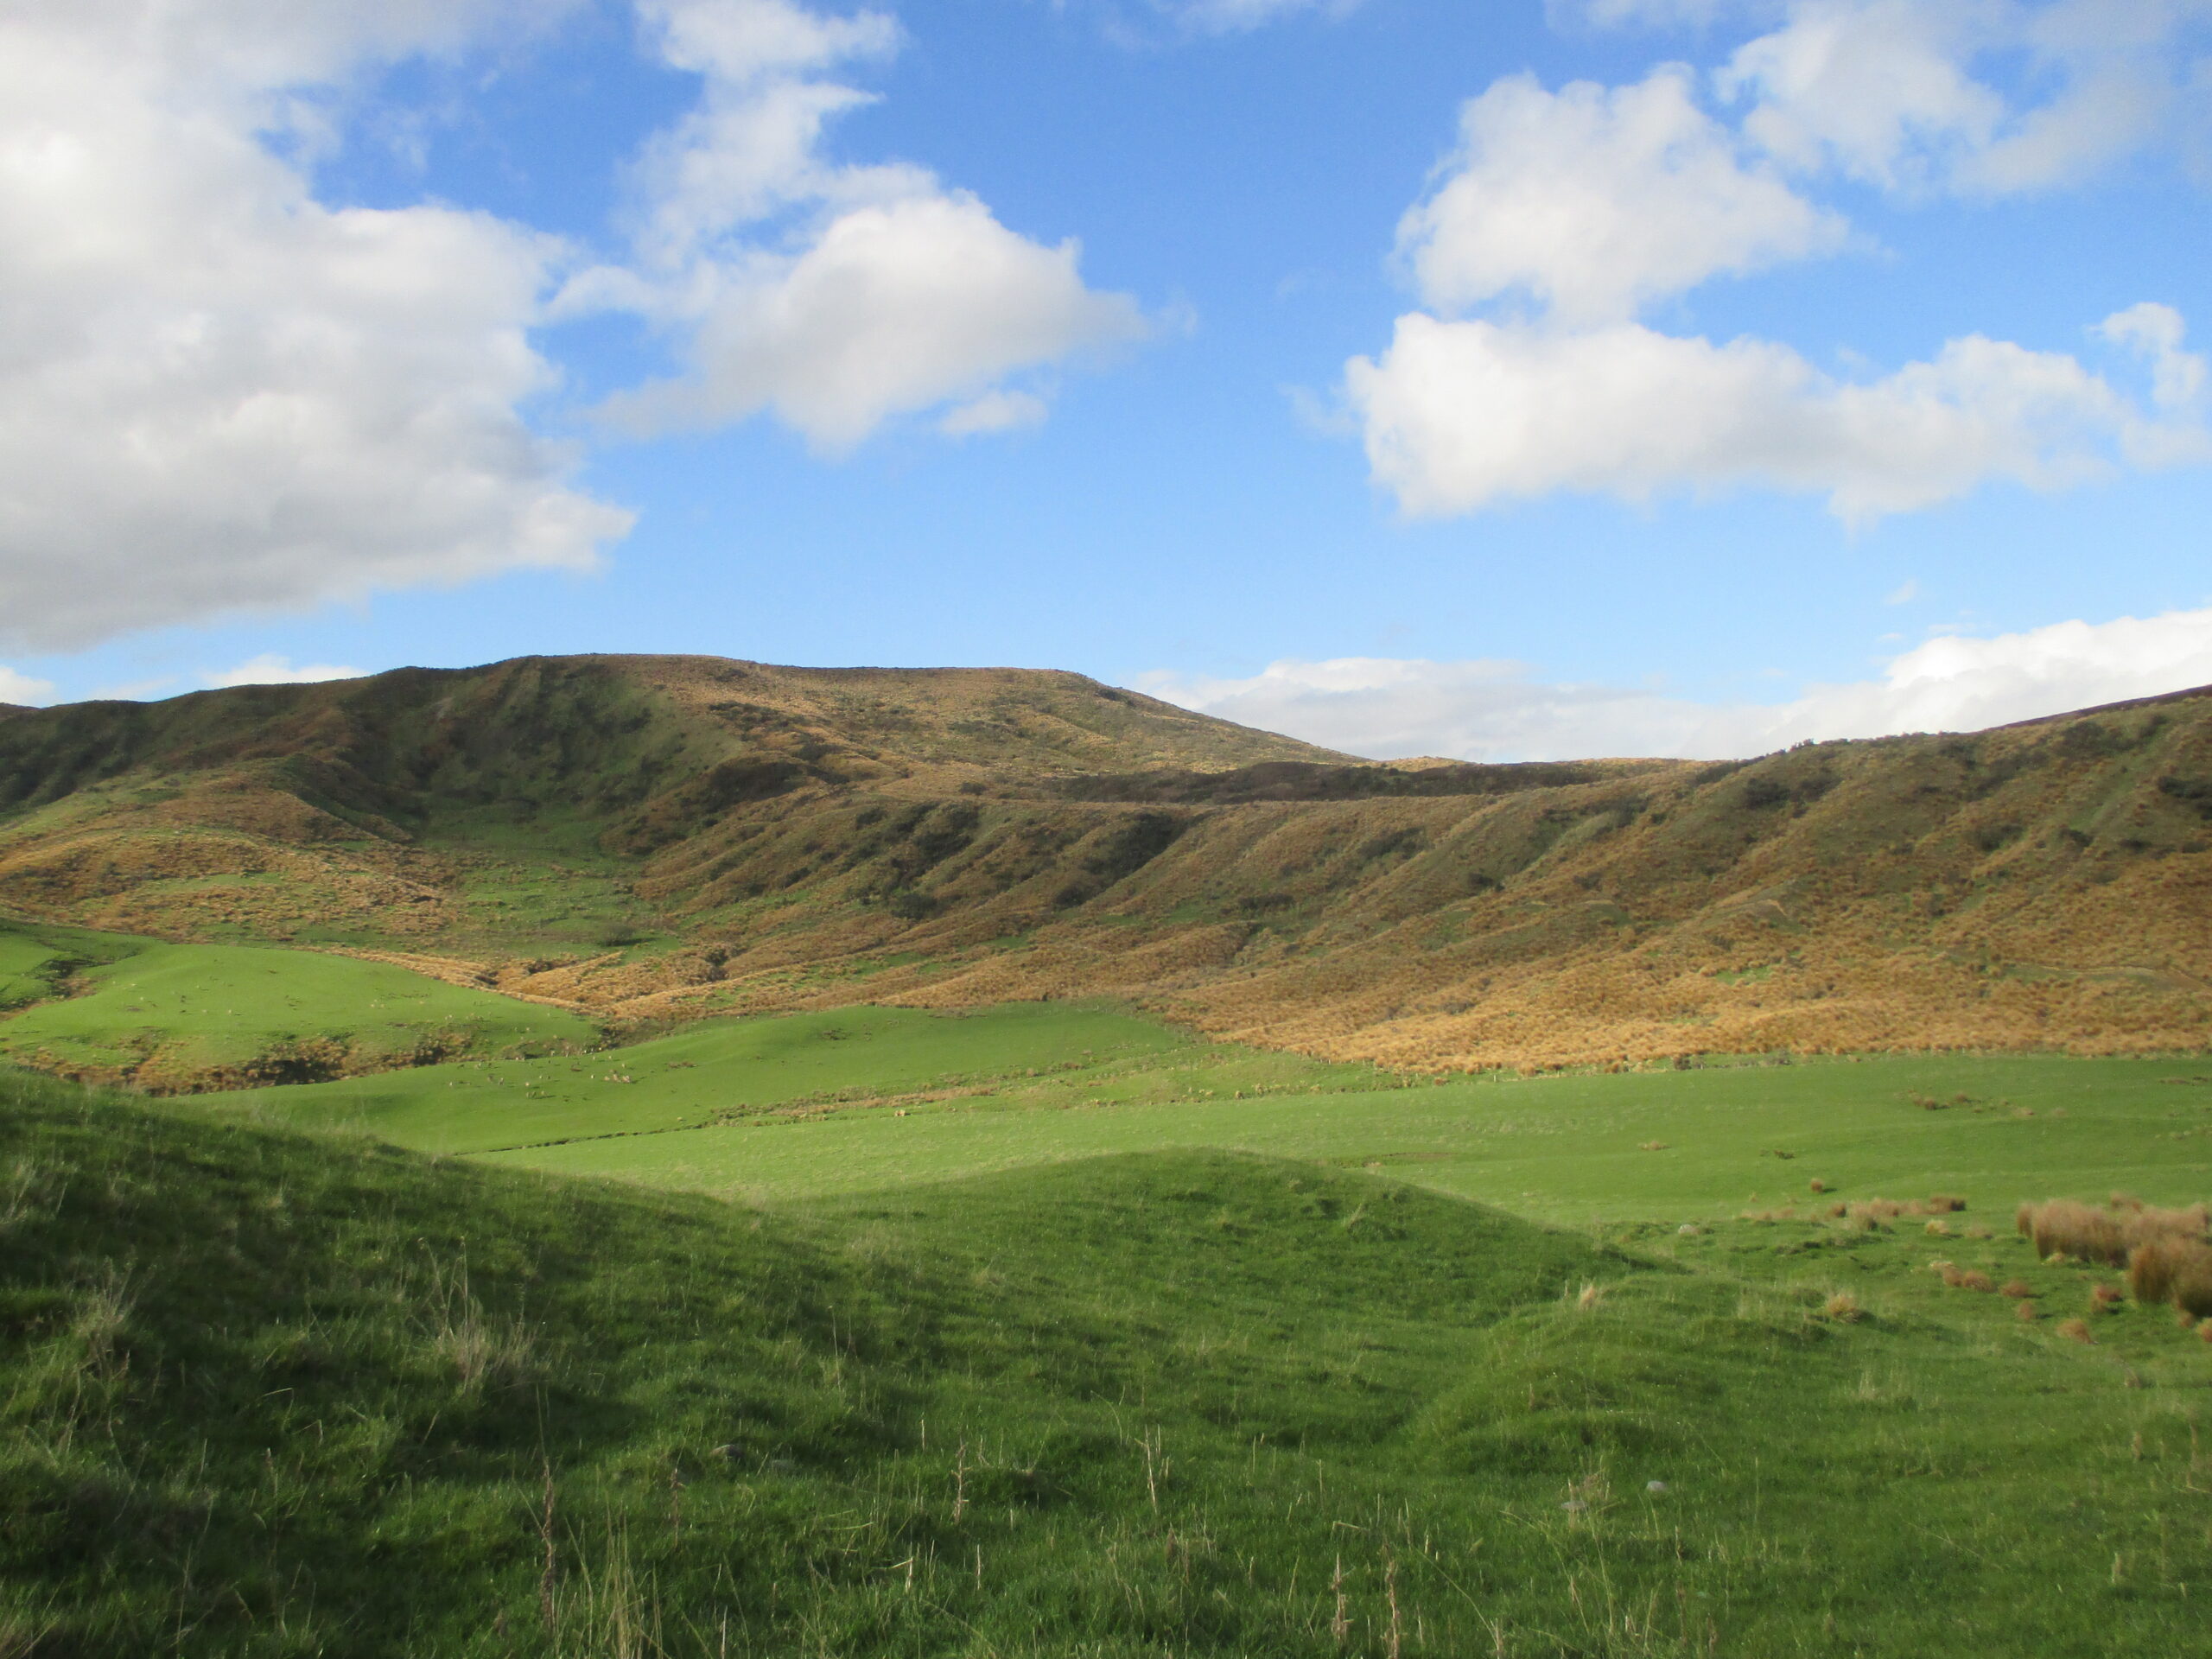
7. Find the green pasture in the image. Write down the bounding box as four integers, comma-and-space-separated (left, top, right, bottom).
0, 927, 595, 1080
210, 999, 1387, 1152
476, 1033, 2212, 1224
5, 1065, 2211, 1656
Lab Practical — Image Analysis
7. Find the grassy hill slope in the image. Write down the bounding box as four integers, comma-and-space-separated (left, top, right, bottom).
3, 657, 2212, 1071
4, 1068, 2208, 1656
0, 920, 595, 1091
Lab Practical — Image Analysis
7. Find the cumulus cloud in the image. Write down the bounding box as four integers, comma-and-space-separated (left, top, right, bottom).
201, 655, 365, 689
0, 2, 632, 654
1141, 607, 2212, 762
582, 0, 1146, 452
0, 665, 55, 706
1348, 307, 2209, 520
1584, 0, 2212, 194
1399, 68, 1846, 325
1348, 32, 2212, 520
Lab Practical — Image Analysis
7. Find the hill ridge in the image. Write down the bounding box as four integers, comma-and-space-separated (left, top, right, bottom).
3, 653, 2211, 1071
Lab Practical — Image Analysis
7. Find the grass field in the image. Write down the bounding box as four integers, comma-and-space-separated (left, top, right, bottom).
6, 1065, 2212, 1657
0, 921, 597, 1089
10, 933, 2212, 1655
214, 998, 2212, 1222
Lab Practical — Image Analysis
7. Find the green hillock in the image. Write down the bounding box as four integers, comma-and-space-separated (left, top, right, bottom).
3, 1070, 2208, 1656
0, 922, 596, 1090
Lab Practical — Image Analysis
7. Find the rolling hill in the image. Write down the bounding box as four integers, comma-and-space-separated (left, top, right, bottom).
3, 655, 2212, 1073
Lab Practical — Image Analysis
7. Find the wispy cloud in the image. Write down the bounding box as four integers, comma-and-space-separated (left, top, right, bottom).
1140, 606, 2212, 761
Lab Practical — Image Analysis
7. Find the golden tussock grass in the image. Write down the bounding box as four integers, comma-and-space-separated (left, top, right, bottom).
2127, 1237, 2212, 1318
2020, 1198, 2209, 1268
1955, 1270, 1995, 1293
2091, 1283, 2126, 1310
1999, 1280, 2033, 1299
2057, 1318, 2094, 1344
1821, 1291, 1863, 1322
2016, 1300, 2039, 1322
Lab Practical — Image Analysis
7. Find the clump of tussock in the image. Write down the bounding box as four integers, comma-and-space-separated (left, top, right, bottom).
2057, 1318, 2094, 1345
2090, 1283, 2125, 1311
2015, 1300, 2039, 1322
1999, 1280, 2033, 1300
1808, 1179, 1826, 1194
2126, 1236, 2212, 1319
1955, 1270, 1995, 1294
1925, 1218, 1952, 1237
1822, 1291, 1864, 1322
2018, 1198, 2209, 1268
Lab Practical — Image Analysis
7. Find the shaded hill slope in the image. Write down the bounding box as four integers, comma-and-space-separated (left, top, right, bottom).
3, 656, 2212, 1070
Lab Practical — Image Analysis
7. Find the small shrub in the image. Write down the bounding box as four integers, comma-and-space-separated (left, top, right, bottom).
2015, 1300, 2038, 1322
2091, 1282, 2126, 1310
1808, 1179, 1826, 1194
2200, 1322, 2212, 1346
1999, 1280, 2033, 1299
1925, 1218, 1952, 1237
1822, 1292, 1864, 1322
1957, 1271, 1995, 1293
2057, 1318, 2094, 1345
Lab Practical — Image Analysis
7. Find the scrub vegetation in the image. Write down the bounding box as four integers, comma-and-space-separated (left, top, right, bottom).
3, 654, 2211, 1073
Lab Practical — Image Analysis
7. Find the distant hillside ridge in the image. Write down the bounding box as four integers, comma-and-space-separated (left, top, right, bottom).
3, 655, 2212, 1071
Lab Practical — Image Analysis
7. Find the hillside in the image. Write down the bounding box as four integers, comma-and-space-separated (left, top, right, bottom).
3, 655, 2212, 1071
6, 1065, 2210, 1656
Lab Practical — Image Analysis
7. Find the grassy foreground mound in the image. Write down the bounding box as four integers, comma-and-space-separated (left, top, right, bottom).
4, 1071, 2209, 1656
0, 919, 596, 1090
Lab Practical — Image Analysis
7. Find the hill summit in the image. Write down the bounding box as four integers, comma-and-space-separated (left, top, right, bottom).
3, 653, 2211, 1071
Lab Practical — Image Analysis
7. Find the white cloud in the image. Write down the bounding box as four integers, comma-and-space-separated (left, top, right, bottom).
0, 665, 55, 705
940, 387, 1051, 436
1400, 69, 1846, 325
0, 2, 632, 654
1163, 0, 1362, 30
601, 192, 1144, 452
581, 0, 1146, 452
201, 654, 365, 689
1347, 308, 2209, 521
1141, 607, 2212, 762
1700, 0, 2212, 195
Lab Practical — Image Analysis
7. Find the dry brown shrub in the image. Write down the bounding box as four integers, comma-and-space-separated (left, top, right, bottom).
2134, 1239, 2212, 1318
2057, 1318, 2094, 1344
2122, 1204, 2210, 1253
1824, 1201, 1847, 1218
1999, 1280, 2033, 1299
1925, 1218, 1952, 1237
1929, 1194, 1966, 1213
1808, 1178, 1826, 1193
2015, 1300, 2038, 1322
1957, 1270, 1995, 1293
1823, 1292, 1864, 1322
2024, 1200, 2128, 1266
2091, 1283, 2126, 1310
1936, 1265, 1965, 1287
2200, 1321, 2212, 1345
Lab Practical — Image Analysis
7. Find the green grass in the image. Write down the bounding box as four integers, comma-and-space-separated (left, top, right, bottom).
446, 1046, 2212, 1224
209, 1001, 1387, 1155
0, 931, 597, 1087
3, 1065, 2209, 1656
0, 919, 143, 1012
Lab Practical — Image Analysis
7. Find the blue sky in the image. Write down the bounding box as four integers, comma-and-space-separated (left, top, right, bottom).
0, 0, 2207, 759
